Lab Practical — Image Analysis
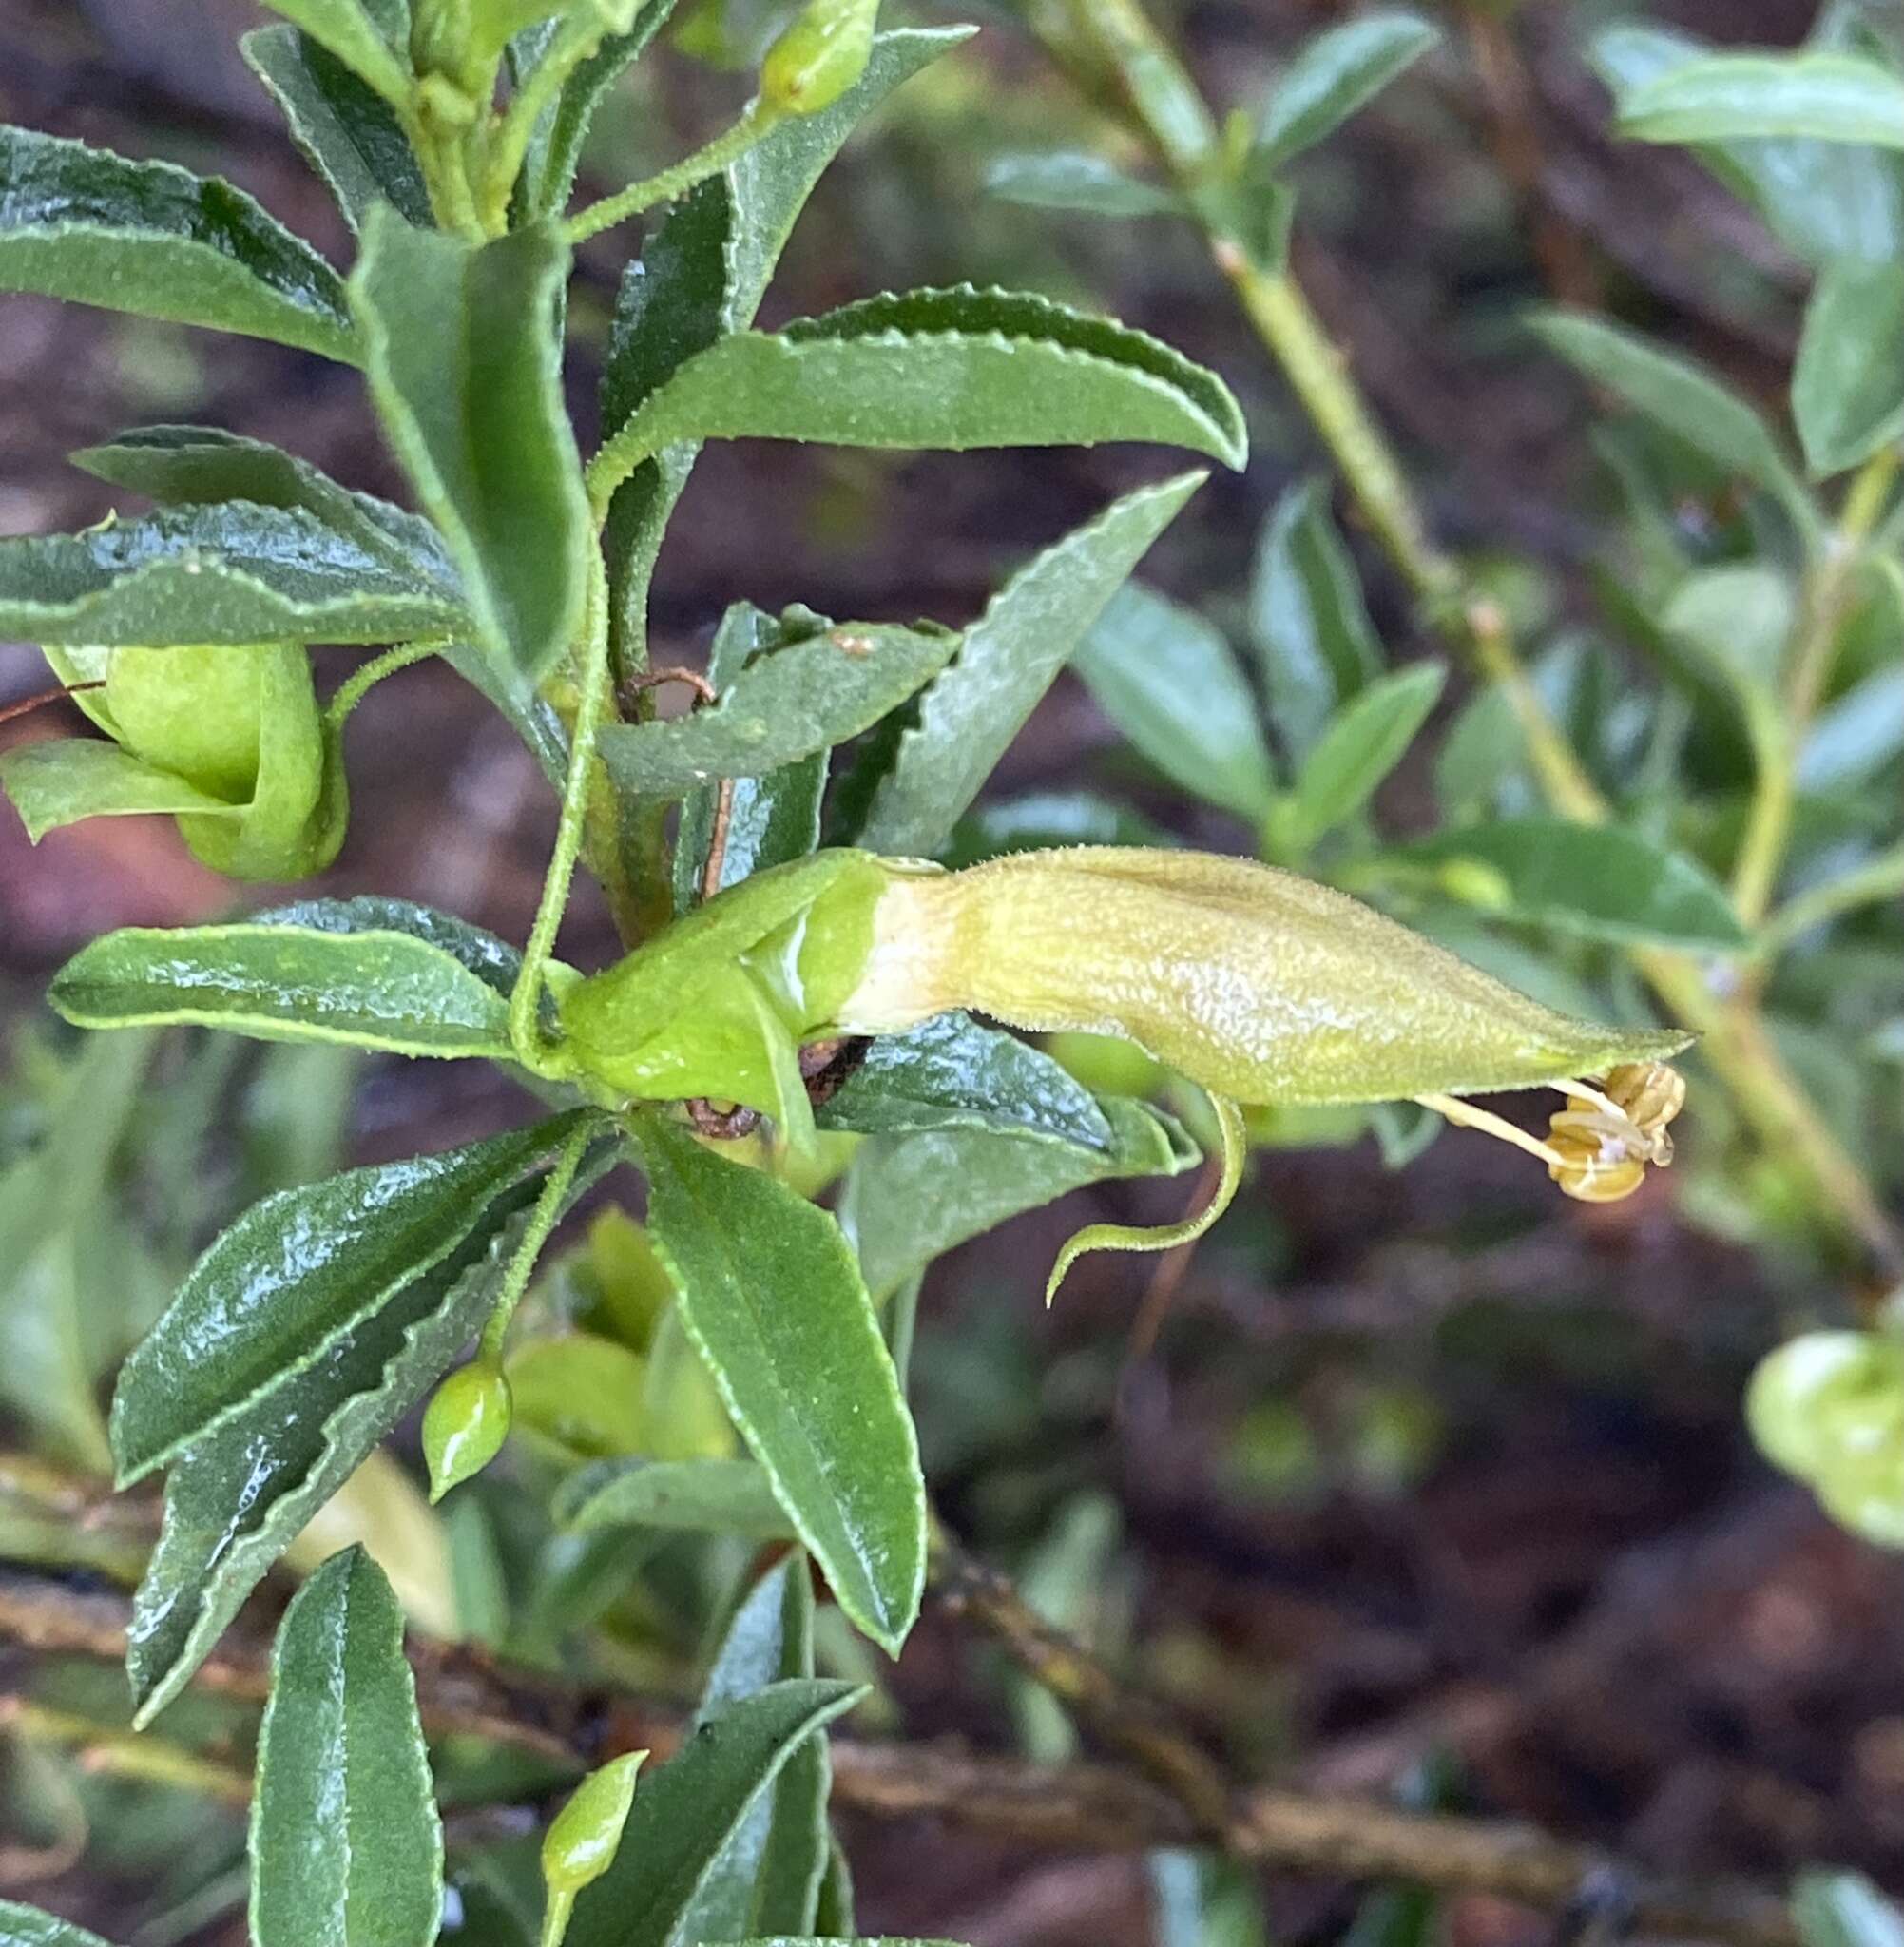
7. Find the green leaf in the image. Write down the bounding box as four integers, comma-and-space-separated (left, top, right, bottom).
564, 1682, 863, 1947
1529, 310, 1815, 533
590, 283, 1248, 501
942, 790, 1165, 868
1618, 51, 1904, 147
1794, 260, 1904, 476
816, 1012, 1113, 1151
0, 504, 467, 646
985, 152, 1181, 217
1256, 11, 1440, 165
854, 472, 1203, 857
627, 1112, 925, 1654
249, 894, 531, 1002
1280, 661, 1444, 851
50, 921, 516, 1060
124, 1118, 606, 1722
1399, 819, 1749, 951
352, 209, 591, 690
242, 25, 433, 232
1247, 479, 1383, 761
556, 1456, 796, 1536
1074, 583, 1277, 819
252, 1548, 442, 1947
1793, 1871, 1904, 1947
0, 1903, 118, 1947
1799, 665, 1904, 792
0, 127, 356, 361
0, 739, 234, 842
841, 1095, 1200, 1302
599, 620, 958, 800
260, 0, 413, 106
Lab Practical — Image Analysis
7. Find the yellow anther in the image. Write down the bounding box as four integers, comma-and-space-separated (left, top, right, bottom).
1543, 1060, 1684, 1202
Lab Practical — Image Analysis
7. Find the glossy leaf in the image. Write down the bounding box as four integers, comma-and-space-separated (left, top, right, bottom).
1280, 661, 1444, 850
0, 1904, 118, 1947
942, 790, 1166, 867
1256, 11, 1440, 165
854, 472, 1203, 856
0, 503, 467, 646
841, 1094, 1200, 1302
251, 1548, 442, 1947
1794, 260, 1904, 476
259, 0, 412, 106
600, 620, 958, 799
628, 1112, 925, 1653
556, 1456, 796, 1537
0, 739, 235, 842
243, 24, 433, 231
1248, 479, 1383, 761
1401, 819, 1748, 950
1074, 583, 1277, 819
564, 1682, 862, 1947
985, 152, 1180, 218
590, 283, 1248, 500
250, 895, 530, 1000
0, 126, 356, 360
353, 209, 591, 689
1618, 51, 1904, 147
816, 1012, 1113, 1151
51, 921, 516, 1059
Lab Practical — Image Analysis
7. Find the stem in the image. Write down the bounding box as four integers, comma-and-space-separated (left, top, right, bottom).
478, 1121, 593, 1365
538, 1891, 577, 1947
565, 106, 774, 246
324, 641, 442, 730
483, 22, 603, 229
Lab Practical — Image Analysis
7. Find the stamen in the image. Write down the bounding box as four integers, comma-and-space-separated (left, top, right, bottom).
1414, 1092, 1569, 1170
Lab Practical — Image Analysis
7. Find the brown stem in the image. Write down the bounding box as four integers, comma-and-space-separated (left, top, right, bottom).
0, 681, 106, 729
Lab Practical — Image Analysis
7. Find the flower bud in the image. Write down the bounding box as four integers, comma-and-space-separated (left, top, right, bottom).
542, 1750, 646, 1899
422, 1359, 512, 1502
760, 0, 878, 116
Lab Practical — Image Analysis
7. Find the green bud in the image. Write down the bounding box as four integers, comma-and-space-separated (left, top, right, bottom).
1747, 1331, 1904, 1533
422, 1359, 512, 1502
542, 1750, 646, 1899
760, 0, 878, 116
1434, 856, 1513, 912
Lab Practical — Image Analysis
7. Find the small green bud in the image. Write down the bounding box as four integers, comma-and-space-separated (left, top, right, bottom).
542, 1750, 646, 1899
1434, 856, 1513, 912
760, 0, 878, 116
422, 1359, 512, 1502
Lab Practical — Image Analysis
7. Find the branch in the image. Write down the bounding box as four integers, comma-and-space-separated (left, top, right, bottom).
0, 1565, 1797, 1946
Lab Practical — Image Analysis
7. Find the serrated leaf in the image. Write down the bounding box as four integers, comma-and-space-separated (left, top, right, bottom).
1529, 310, 1815, 532
50, 922, 516, 1059
1074, 582, 1277, 819
0, 739, 236, 842
985, 152, 1181, 218
591, 284, 1247, 501
1618, 51, 1904, 146
854, 472, 1203, 856
243, 25, 433, 232
816, 1012, 1113, 1151
0, 503, 468, 646
0, 1903, 118, 1947
600, 621, 959, 799
627, 1112, 925, 1654
1281, 660, 1444, 850
251, 1547, 442, 1947
1247, 479, 1384, 761
564, 1682, 862, 1947
1256, 11, 1440, 165
555, 1456, 796, 1536
1400, 819, 1749, 950
0, 126, 356, 360
353, 209, 590, 690
1794, 259, 1904, 475
840, 1095, 1200, 1302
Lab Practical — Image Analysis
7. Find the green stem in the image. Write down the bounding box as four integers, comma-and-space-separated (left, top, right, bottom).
565, 105, 774, 245
538, 1891, 577, 1947
478, 1120, 593, 1364
325, 641, 443, 730
483, 23, 603, 229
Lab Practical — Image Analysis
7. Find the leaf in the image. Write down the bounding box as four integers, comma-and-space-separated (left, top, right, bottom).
0, 1904, 118, 1947
1073, 583, 1278, 819
627, 1112, 925, 1654
1280, 661, 1444, 851
1794, 260, 1904, 476
1793, 1871, 1904, 1947
1529, 310, 1814, 531
985, 152, 1181, 217
555, 1457, 796, 1537
815, 1012, 1114, 1151
124, 1119, 606, 1721
0, 739, 235, 842
1798, 665, 1904, 793
352, 209, 591, 691
599, 621, 959, 799
853, 472, 1204, 856
242, 24, 433, 232
259, 0, 413, 106
840, 1095, 1200, 1303
0, 126, 356, 361
1256, 11, 1440, 165
0, 503, 468, 646
1400, 819, 1749, 950
942, 790, 1165, 868
563, 1682, 863, 1947
251, 1548, 442, 1947
590, 283, 1248, 500
50, 921, 516, 1060
1618, 51, 1904, 147
1247, 479, 1384, 761
250, 894, 531, 1002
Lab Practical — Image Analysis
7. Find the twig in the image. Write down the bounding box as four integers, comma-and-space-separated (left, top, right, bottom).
0, 681, 105, 729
